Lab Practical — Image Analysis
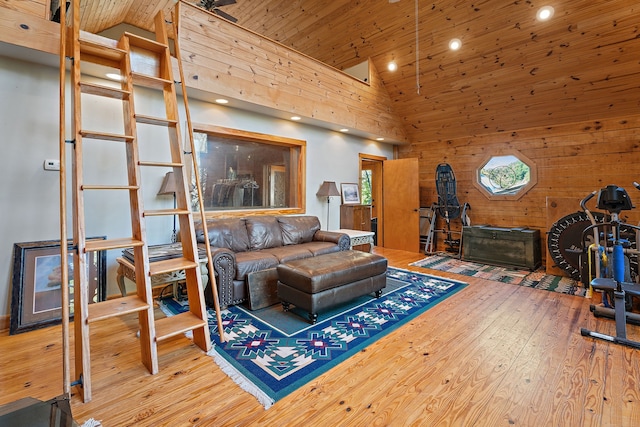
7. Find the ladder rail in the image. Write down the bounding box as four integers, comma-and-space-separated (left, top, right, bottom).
171, 3, 226, 343
68, 0, 97, 401
118, 27, 159, 378
58, 0, 70, 399
140, 10, 212, 351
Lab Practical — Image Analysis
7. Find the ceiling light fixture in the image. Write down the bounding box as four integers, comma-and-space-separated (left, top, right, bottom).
339, 128, 349, 133
449, 38, 462, 51
387, 61, 398, 72
215, 98, 229, 104
291, 116, 301, 121
376, 137, 385, 141
536, 6, 555, 21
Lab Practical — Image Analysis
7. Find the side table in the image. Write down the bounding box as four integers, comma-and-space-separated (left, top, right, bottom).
333, 228, 376, 252
116, 243, 209, 298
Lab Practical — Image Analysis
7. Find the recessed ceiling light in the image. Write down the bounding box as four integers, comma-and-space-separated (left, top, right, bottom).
387, 61, 398, 72
339, 128, 349, 133
215, 98, 229, 104
536, 6, 554, 21
291, 116, 301, 121
449, 38, 462, 51
105, 73, 122, 81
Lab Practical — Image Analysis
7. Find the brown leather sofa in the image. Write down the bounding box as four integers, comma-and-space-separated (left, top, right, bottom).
194, 215, 350, 308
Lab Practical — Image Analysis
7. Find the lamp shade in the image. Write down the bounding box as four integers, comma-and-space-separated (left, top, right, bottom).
316, 181, 340, 198
157, 171, 178, 195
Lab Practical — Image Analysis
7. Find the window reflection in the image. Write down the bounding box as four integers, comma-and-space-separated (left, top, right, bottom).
190, 126, 304, 213
478, 155, 530, 195
474, 151, 537, 200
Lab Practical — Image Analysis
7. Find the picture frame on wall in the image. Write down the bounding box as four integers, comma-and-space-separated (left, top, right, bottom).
341, 183, 361, 204
10, 237, 107, 335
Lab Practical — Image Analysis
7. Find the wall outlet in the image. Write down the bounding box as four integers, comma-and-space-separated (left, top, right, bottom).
44, 159, 60, 171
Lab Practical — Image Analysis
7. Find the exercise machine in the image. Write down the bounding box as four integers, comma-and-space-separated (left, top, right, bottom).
422, 163, 471, 257
580, 183, 640, 349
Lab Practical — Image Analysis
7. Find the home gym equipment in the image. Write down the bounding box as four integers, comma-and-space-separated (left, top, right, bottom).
547, 194, 638, 285
580, 183, 640, 349
421, 163, 471, 256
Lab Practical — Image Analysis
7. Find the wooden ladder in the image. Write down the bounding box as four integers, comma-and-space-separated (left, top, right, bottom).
60, 2, 212, 402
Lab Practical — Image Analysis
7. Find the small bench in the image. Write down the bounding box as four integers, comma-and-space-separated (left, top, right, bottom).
277, 250, 388, 324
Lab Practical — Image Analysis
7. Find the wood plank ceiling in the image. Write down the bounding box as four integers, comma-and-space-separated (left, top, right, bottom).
79, 0, 640, 144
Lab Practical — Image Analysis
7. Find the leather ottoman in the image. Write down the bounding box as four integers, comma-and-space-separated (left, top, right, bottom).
276, 250, 388, 324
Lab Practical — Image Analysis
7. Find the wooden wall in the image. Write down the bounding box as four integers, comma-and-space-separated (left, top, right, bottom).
400, 114, 640, 267
176, 2, 408, 143
0, 0, 48, 18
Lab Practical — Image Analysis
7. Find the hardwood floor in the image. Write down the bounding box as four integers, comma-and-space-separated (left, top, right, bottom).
1, 247, 639, 426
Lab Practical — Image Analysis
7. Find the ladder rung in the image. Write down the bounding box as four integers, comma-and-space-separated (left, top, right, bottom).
124, 32, 169, 52
131, 72, 173, 90
80, 82, 130, 100
79, 37, 127, 65
80, 130, 135, 142
150, 257, 198, 276
155, 313, 207, 342
87, 296, 150, 323
82, 184, 139, 191
138, 161, 183, 168
145, 208, 191, 217
135, 114, 177, 127
86, 238, 144, 252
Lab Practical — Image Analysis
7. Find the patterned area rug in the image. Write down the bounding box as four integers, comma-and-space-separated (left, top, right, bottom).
159, 267, 467, 409
410, 254, 585, 296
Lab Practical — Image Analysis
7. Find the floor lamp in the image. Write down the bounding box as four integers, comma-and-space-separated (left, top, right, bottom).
157, 171, 178, 243
316, 181, 341, 230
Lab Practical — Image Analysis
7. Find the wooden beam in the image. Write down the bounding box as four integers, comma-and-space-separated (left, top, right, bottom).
177, 3, 409, 144
0, 6, 59, 54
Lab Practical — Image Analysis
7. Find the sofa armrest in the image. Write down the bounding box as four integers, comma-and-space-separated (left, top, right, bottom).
313, 230, 351, 251
203, 247, 237, 309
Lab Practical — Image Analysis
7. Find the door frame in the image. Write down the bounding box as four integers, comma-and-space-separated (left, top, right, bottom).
359, 153, 386, 247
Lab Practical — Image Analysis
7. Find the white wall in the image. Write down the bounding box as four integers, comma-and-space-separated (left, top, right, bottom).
0, 55, 393, 318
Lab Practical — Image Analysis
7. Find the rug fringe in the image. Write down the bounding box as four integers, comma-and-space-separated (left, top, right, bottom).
207, 346, 275, 410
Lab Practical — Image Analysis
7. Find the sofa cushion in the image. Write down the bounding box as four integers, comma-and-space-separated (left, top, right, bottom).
234, 251, 279, 282
296, 241, 341, 256
197, 218, 250, 253
262, 246, 313, 264
245, 216, 284, 250
278, 216, 321, 245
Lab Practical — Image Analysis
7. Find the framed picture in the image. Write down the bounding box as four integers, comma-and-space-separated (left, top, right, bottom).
10, 237, 107, 335
341, 183, 361, 204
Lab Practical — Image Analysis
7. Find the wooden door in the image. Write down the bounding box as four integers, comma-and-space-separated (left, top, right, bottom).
382, 158, 420, 252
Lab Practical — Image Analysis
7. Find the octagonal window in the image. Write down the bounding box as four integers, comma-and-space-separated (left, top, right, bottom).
474, 151, 537, 200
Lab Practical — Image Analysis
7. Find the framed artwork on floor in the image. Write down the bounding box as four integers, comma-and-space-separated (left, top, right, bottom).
10, 237, 106, 334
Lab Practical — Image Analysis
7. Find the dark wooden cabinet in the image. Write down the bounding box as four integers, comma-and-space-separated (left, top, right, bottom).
340, 204, 372, 231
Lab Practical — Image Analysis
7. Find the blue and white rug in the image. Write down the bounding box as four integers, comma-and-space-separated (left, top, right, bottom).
159, 267, 467, 409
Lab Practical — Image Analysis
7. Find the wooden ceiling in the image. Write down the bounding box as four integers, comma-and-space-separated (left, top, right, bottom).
79, 0, 640, 143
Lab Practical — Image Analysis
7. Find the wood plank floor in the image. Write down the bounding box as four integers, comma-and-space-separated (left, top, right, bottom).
1, 247, 639, 426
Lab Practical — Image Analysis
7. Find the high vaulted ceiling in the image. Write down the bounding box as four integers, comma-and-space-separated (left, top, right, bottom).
78, 0, 640, 143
